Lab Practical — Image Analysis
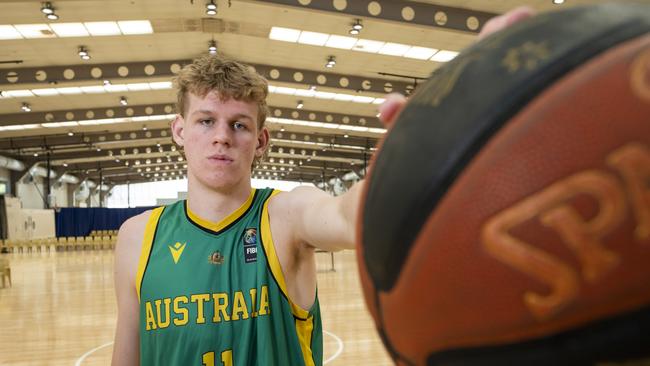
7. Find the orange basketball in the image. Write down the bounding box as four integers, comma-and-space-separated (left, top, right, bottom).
358, 4, 650, 365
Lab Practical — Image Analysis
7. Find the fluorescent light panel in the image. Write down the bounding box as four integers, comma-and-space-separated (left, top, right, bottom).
431, 50, 459, 62
0, 25, 23, 40
2, 82, 172, 99
117, 20, 153, 35
269, 26, 458, 63
297, 31, 329, 46
84, 21, 121, 36
378, 42, 410, 57
14, 24, 56, 38
2, 21, 153, 41
269, 84, 382, 104
405, 46, 438, 60
269, 27, 301, 42
50, 23, 89, 37
325, 35, 357, 50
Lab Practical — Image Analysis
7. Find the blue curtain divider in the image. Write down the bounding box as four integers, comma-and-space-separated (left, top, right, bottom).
55, 206, 155, 237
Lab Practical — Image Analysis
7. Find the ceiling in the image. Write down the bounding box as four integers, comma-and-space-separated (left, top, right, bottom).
0, 0, 645, 187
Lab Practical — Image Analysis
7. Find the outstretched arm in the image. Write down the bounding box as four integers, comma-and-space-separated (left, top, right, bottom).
280, 7, 535, 252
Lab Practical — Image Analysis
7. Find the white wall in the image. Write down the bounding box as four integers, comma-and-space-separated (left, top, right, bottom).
4, 196, 56, 239
16, 178, 46, 209
53, 182, 68, 208
16, 176, 74, 209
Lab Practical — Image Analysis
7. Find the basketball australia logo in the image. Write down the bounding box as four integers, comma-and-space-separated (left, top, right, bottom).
242, 228, 258, 263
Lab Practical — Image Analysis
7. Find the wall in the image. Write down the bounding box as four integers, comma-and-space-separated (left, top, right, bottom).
4, 196, 56, 239
16, 177, 46, 209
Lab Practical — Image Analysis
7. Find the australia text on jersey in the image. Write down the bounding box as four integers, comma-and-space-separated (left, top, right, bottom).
144, 285, 271, 331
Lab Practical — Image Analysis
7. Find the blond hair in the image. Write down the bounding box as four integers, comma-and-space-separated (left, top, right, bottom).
174, 54, 269, 128
173, 55, 270, 168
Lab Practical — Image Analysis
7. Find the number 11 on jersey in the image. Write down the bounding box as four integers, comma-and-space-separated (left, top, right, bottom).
202, 349, 232, 366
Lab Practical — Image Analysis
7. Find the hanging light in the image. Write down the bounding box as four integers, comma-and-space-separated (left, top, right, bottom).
296, 100, 304, 109
21, 103, 31, 112
41, 2, 55, 14
208, 40, 217, 55
78, 46, 90, 60
325, 56, 336, 68
206, 0, 217, 15
41, 2, 59, 20
120, 96, 128, 106
349, 19, 363, 35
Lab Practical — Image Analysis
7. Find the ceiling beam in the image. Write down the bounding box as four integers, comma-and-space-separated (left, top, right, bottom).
0, 59, 415, 95
246, 0, 498, 34
0, 102, 381, 129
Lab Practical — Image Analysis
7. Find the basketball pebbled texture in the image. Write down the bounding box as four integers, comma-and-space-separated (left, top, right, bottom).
358, 4, 650, 366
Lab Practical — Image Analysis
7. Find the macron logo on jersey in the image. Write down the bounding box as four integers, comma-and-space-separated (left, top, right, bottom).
169, 242, 187, 264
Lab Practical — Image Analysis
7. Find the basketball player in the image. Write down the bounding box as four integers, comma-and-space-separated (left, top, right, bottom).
111, 7, 534, 366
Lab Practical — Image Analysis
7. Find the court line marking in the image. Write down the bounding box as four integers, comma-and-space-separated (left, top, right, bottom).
74, 341, 113, 366
76, 330, 343, 365
323, 330, 344, 365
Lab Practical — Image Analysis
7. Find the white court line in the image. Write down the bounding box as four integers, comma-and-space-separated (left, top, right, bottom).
323, 330, 344, 365
76, 332, 343, 365
74, 341, 113, 366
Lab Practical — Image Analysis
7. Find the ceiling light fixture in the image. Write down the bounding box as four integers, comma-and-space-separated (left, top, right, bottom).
349, 19, 363, 35
41, 2, 54, 14
119, 96, 128, 106
552, 0, 565, 3
21, 102, 31, 112
206, 0, 217, 15
208, 39, 217, 54
325, 55, 336, 68
78, 45, 90, 60
296, 100, 304, 109
41, 2, 59, 20
67, 131, 73, 136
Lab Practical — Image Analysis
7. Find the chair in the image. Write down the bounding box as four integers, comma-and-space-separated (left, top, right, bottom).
0, 258, 11, 288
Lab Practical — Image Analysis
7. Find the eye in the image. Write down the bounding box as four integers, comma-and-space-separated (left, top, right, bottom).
233, 121, 247, 130
199, 119, 213, 126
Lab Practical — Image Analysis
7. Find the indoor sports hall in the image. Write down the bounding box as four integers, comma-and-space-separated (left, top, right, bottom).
1, 1, 648, 365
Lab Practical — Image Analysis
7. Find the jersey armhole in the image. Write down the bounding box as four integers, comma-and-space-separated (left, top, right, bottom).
259, 189, 312, 320
135, 206, 165, 303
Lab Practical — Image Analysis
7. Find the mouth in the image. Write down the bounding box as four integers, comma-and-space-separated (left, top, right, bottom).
208, 154, 234, 164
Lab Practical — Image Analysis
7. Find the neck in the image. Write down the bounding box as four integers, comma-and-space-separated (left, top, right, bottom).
186, 174, 252, 223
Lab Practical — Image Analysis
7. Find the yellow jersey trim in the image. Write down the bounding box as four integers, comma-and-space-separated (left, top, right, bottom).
296, 316, 316, 366
260, 189, 310, 320
136, 206, 165, 303
186, 188, 257, 234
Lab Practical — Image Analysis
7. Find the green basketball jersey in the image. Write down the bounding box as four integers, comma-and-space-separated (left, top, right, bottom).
136, 188, 322, 366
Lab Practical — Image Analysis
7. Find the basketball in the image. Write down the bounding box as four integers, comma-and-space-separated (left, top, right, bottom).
358, 4, 650, 366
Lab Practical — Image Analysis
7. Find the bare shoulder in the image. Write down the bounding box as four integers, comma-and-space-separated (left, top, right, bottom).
115, 210, 155, 268
269, 185, 329, 211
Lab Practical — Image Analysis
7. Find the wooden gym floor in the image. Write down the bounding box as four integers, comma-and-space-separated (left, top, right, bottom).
0, 248, 392, 365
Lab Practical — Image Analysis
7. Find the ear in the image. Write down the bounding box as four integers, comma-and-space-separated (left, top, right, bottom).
171, 114, 185, 147
255, 127, 270, 157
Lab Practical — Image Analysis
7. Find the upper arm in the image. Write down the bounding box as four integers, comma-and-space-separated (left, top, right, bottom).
274, 182, 364, 252
112, 211, 151, 366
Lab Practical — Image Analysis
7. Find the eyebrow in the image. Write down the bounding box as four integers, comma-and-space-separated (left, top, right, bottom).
190, 110, 254, 122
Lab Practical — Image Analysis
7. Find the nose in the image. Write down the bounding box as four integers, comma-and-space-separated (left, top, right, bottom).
211, 121, 232, 146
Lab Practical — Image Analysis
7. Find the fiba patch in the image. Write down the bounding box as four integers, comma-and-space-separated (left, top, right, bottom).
242, 228, 257, 263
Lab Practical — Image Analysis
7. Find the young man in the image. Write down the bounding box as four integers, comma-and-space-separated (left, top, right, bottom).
111, 8, 534, 366
111, 55, 363, 366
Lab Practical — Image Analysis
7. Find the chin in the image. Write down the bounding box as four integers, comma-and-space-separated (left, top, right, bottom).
194, 169, 250, 191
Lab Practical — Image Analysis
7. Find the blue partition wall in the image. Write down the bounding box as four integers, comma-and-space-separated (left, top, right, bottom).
55, 207, 155, 237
